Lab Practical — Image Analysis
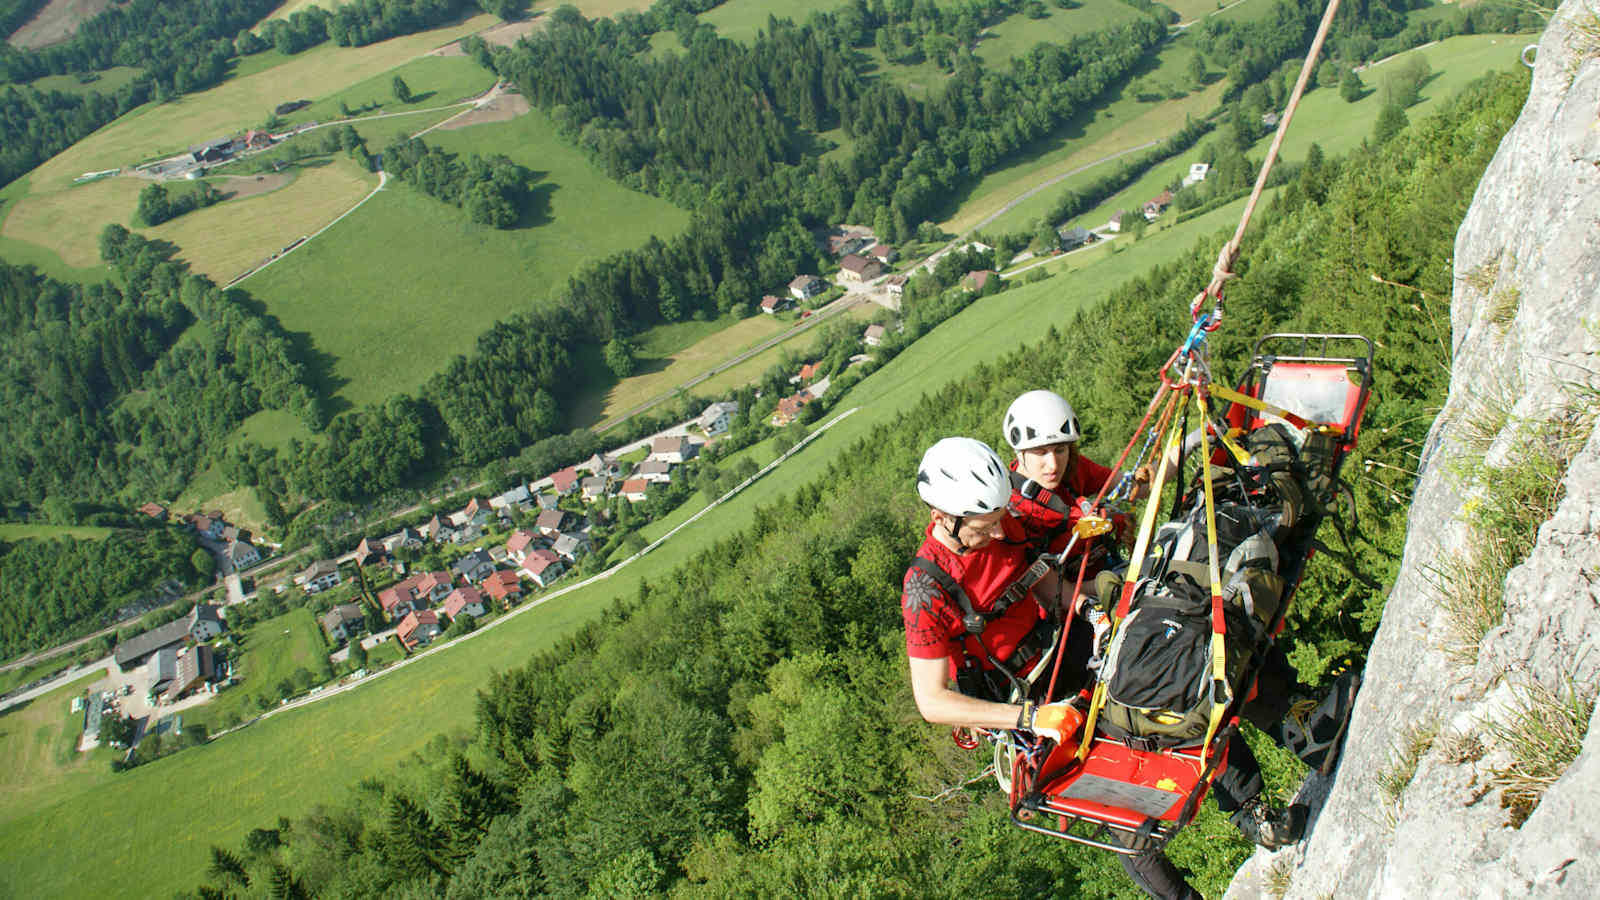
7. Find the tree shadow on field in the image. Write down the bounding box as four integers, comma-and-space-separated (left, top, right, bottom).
409, 91, 437, 105
511, 178, 557, 229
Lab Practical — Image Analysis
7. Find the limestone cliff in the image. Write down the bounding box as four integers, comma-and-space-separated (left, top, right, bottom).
1228, 2, 1600, 897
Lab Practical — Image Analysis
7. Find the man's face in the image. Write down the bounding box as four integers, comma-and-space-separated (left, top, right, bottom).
1016, 442, 1077, 491
940, 508, 1009, 551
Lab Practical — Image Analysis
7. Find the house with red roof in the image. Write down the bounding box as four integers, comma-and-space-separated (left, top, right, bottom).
549, 466, 580, 496
415, 571, 454, 604
866, 243, 896, 263
772, 390, 813, 426
397, 609, 442, 649
620, 479, 651, 503
353, 537, 384, 567
504, 529, 542, 564
517, 549, 565, 587
378, 575, 424, 620
444, 587, 487, 620
482, 570, 523, 608
760, 294, 793, 314
964, 270, 998, 292
139, 502, 167, 520
1143, 190, 1173, 219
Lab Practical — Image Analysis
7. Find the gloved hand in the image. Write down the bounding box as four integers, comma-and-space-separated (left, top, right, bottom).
1018, 700, 1085, 744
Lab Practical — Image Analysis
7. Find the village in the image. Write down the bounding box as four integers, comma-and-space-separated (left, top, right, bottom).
59, 176, 1204, 764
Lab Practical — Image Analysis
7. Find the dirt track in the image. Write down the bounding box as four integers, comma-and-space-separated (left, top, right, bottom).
436, 92, 531, 130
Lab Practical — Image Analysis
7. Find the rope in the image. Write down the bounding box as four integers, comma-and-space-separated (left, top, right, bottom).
1190, 0, 1346, 319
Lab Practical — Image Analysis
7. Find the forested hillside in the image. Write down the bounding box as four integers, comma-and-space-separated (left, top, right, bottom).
178, 67, 1530, 900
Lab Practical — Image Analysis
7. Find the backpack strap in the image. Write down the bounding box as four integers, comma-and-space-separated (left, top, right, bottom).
910, 555, 1057, 700
1009, 469, 1074, 514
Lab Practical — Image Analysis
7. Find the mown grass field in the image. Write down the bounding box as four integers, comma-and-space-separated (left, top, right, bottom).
174, 467, 274, 537
0, 523, 114, 541
182, 608, 331, 733
944, 33, 1226, 235
0, 671, 116, 830
1066, 34, 1530, 231
567, 312, 789, 427
974, 0, 1145, 67
689, 301, 879, 399
237, 105, 689, 414
151, 162, 376, 282
278, 53, 494, 130
0, 193, 1279, 899
18, 66, 143, 96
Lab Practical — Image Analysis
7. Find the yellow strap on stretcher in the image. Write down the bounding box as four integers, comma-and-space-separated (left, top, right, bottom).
1193, 388, 1232, 770
1078, 383, 1189, 761
1206, 382, 1344, 435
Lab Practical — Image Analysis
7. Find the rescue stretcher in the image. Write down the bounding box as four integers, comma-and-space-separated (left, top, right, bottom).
1002, 333, 1375, 854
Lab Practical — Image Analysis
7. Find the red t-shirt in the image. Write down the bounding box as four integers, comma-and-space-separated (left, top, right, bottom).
902, 518, 1045, 679
1009, 455, 1117, 555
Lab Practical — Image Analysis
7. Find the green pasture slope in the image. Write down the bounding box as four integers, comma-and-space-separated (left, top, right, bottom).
946, 29, 1224, 236
0, 195, 1270, 900
239, 106, 690, 415
1063, 33, 1529, 231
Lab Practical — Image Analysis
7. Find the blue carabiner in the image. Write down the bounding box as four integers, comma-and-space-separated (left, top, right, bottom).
1179, 314, 1211, 361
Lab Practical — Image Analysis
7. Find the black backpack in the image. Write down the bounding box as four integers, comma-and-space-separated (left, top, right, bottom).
1096, 502, 1286, 746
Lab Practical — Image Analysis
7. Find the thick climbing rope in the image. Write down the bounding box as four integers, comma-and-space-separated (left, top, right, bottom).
1191, 0, 1347, 321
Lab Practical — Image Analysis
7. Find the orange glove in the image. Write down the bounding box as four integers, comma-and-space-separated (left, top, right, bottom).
1019, 700, 1085, 744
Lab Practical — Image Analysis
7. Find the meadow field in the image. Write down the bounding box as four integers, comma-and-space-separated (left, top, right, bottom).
239, 106, 690, 415
0, 194, 1270, 900
0, 17, 496, 280
0, 523, 114, 541
18, 66, 143, 96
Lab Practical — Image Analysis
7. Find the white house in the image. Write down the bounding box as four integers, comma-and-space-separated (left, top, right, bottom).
580, 476, 609, 502
635, 460, 673, 484
552, 532, 591, 562
225, 539, 260, 569
862, 324, 886, 347
188, 603, 225, 641
1182, 162, 1210, 188
443, 587, 488, 621
321, 603, 366, 643
489, 484, 531, 509
518, 549, 565, 588
698, 401, 739, 436
650, 435, 695, 464
295, 559, 342, 594
620, 478, 651, 503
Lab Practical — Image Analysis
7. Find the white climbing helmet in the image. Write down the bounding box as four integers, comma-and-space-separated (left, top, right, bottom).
916, 437, 1012, 517
1003, 390, 1081, 450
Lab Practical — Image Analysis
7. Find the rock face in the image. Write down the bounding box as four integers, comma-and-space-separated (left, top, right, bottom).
1228, 4, 1600, 898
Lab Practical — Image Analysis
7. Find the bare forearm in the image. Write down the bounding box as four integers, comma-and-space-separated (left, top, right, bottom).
914, 685, 1023, 730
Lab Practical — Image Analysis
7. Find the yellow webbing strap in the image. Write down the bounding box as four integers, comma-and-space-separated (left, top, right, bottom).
1216, 424, 1251, 466
1207, 382, 1343, 435
1078, 385, 1188, 761
1194, 389, 1232, 768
